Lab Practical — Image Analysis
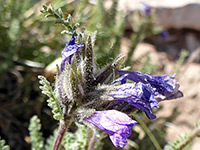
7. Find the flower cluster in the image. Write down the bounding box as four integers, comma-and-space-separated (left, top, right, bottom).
54, 31, 183, 148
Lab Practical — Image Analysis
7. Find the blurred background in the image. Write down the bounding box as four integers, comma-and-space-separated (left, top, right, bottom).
0, 0, 200, 149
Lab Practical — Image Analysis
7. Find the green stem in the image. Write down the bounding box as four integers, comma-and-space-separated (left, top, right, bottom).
134, 114, 162, 150
125, 34, 138, 66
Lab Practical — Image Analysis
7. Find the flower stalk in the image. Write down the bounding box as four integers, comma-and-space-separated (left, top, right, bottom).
88, 130, 98, 150
85, 128, 93, 150
52, 121, 66, 150
134, 114, 162, 150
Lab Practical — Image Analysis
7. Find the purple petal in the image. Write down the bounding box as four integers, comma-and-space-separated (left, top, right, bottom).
109, 83, 158, 120
60, 31, 84, 71
109, 133, 128, 148
157, 74, 183, 101
111, 74, 128, 85
83, 110, 137, 148
117, 70, 182, 98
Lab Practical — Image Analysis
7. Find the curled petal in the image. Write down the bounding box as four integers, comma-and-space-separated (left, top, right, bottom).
83, 110, 137, 148
111, 74, 128, 85
117, 70, 183, 99
61, 31, 84, 71
156, 74, 183, 101
109, 83, 158, 120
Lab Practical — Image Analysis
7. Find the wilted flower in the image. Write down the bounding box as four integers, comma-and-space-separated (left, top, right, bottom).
110, 83, 158, 120
117, 70, 183, 100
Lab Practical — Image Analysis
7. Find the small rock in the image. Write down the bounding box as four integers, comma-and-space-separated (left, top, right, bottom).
132, 42, 159, 64
44, 58, 61, 81
113, 0, 200, 30
155, 3, 200, 30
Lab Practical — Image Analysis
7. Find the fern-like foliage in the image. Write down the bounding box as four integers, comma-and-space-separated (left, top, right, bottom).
176, 50, 189, 74
41, 4, 80, 35
38, 75, 63, 120
139, 55, 156, 73
164, 122, 200, 150
28, 115, 44, 150
62, 123, 87, 150
0, 137, 10, 150
44, 123, 87, 150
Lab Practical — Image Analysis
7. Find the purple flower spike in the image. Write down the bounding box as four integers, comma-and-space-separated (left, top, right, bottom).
139, 2, 152, 15
61, 31, 84, 71
110, 83, 158, 120
117, 70, 183, 99
84, 110, 137, 148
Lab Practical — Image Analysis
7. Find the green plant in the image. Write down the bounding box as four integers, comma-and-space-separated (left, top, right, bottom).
0, 137, 10, 150
164, 121, 200, 150
28, 116, 44, 150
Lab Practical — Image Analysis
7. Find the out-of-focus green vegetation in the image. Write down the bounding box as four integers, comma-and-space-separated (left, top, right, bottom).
0, 0, 71, 149
0, 0, 65, 74
0, 136, 10, 150
1, 0, 196, 150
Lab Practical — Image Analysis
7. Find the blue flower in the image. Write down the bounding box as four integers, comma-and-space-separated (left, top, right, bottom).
158, 30, 169, 40
110, 83, 158, 120
61, 31, 84, 71
83, 110, 137, 148
116, 70, 183, 100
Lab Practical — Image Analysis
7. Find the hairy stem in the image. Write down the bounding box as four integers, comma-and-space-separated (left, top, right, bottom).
88, 130, 97, 150
85, 128, 92, 150
53, 121, 66, 150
